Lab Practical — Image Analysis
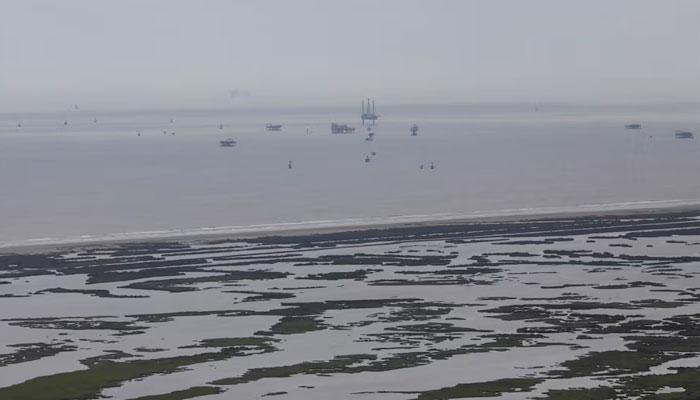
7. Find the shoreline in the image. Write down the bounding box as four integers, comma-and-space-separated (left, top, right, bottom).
2, 199, 698, 254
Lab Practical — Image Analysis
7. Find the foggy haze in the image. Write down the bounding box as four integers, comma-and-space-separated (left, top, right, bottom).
1, 0, 699, 112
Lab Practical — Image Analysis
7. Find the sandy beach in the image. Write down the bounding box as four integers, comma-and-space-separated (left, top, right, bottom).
3, 200, 698, 254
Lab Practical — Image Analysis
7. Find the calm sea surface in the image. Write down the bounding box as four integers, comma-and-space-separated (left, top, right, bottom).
1, 104, 698, 245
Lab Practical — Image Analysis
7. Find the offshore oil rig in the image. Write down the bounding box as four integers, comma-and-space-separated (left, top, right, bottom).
361, 98, 379, 125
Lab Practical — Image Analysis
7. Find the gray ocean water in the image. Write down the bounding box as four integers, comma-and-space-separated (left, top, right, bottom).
1, 103, 698, 245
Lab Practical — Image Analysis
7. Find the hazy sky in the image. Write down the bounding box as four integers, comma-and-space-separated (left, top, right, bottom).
1, 0, 699, 111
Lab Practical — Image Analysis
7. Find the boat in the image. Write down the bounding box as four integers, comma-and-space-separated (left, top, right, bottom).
625, 124, 642, 129
266, 124, 282, 131
219, 138, 237, 147
331, 123, 355, 134
365, 156, 371, 163
410, 124, 419, 136
675, 131, 694, 139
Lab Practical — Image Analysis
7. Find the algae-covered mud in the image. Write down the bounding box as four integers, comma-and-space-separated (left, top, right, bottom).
0, 208, 699, 399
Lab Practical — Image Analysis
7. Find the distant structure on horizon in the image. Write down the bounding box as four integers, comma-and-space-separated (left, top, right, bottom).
625, 124, 642, 129
361, 98, 379, 125
266, 124, 282, 131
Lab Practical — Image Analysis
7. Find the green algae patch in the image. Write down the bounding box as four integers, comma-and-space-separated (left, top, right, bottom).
181, 336, 279, 350
6, 318, 147, 332
539, 368, 700, 399
200, 337, 277, 347
414, 378, 544, 399
211, 354, 376, 385
260, 316, 327, 335
0, 346, 259, 400
210, 338, 559, 388
552, 350, 691, 378
0, 343, 77, 367
126, 386, 224, 400
620, 367, 700, 399
537, 386, 618, 400
624, 335, 700, 353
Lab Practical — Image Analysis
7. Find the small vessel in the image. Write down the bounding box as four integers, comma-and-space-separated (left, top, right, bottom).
368, 132, 375, 138
266, 124, 282, 131
365, 137, 373, 142
64, 120, 68, 126
371, 151, 376, 156
288, 161, 292, 169
625, 124, 642, 129
219, 124, 223, 130
430, 162, 435, 170
171, 132, 175, 136
170, 118, 174, 124
137, 131, 141, 136
331, 123, 355, 134
675, 130, 694, 139
17, 122, 21, 128
93, 118, 97, 123
420, 164, 424, 170
163, 130, 167, 135
410, 124, 419, 136
219, 138, 237, 147
365, 156, 371, 163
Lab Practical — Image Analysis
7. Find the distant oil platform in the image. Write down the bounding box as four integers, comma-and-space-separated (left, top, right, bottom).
361, 98, 379, 125
266, 124, 282, 131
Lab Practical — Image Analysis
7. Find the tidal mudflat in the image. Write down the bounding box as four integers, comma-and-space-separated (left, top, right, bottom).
0, 207, 699, 399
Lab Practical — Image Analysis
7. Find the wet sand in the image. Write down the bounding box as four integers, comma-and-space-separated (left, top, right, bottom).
3, 201, 698, 254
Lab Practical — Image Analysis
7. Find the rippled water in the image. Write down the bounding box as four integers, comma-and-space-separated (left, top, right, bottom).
1, 103, 698, 244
